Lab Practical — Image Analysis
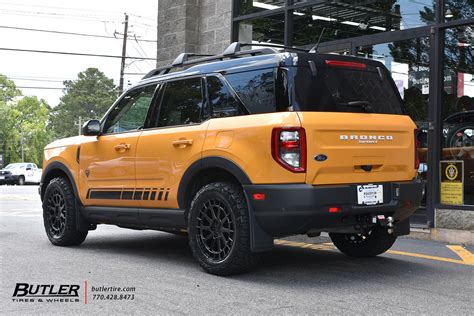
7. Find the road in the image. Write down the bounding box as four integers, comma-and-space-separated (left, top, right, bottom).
1, 185, 473, 315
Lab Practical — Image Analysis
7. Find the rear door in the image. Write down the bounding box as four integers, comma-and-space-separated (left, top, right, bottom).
135, 76, 209, 211
292, 57, 418, 185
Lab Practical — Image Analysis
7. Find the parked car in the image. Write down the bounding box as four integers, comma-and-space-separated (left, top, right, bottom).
39, 42, 423, 275
0, 163, 42, 185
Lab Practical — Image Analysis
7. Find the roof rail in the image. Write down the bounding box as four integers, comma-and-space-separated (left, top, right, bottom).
171, 53, 214, 67
224, 42, 309, 54
142, 42, 306, 80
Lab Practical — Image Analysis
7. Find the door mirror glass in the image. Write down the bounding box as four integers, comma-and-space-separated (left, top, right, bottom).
82, 119, 101, 136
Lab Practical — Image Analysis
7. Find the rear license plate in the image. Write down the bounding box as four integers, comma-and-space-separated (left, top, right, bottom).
0, 176, 4, 180
357, 184, 383, 205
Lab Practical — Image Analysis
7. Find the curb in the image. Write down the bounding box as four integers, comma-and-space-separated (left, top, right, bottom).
405, 227, 474, 246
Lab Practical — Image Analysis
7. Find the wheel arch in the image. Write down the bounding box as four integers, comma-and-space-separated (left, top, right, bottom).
178, 156, 252, 212
40, 161, 80, 204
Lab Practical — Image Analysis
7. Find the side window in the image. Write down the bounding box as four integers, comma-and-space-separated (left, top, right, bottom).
224, 68, 276, 114
157, 78, 203, 127
104, 84, 157, 134
207, 76, 244, 118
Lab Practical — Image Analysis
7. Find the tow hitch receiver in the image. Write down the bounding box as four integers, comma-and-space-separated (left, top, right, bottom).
372, 215, 395, 234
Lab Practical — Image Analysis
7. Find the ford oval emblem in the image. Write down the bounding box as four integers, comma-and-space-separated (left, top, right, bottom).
314, 154, 328, 162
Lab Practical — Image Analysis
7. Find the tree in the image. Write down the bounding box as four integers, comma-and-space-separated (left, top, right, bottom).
5, 96, 51, 166
0, 74, 21, 103
0, 75, 21, 166
49, 68, 117, 138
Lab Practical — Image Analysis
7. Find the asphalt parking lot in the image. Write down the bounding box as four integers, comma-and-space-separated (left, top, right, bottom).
1, 185, 473, 315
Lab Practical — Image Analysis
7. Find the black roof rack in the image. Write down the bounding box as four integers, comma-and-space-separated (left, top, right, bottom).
142, 42, 309, 79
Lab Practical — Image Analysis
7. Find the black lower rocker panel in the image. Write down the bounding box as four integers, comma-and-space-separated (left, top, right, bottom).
80, 206, 186, 230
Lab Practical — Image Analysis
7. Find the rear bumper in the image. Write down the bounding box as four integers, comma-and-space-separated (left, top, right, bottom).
243, 180, 423, 238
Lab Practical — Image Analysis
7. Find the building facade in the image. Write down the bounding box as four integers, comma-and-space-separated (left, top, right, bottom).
156, 0, 474, 232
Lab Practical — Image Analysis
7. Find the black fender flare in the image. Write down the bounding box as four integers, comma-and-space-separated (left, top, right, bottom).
40, 161, 80, 204
177, 156, 252, 210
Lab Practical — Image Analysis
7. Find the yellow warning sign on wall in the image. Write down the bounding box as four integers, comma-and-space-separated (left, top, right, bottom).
440, 160, 464, 205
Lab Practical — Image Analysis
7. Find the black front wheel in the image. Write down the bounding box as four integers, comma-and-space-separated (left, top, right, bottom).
329, 226, 397, 258
17, 176, 25, 186
43, 177, 88, 246
188, 182, 256, 275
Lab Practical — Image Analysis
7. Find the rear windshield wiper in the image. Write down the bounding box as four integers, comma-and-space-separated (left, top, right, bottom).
338, 101, 373, 112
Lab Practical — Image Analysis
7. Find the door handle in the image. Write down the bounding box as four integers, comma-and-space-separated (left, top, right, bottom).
114, 143, 131, 152
172, 139, 193, 148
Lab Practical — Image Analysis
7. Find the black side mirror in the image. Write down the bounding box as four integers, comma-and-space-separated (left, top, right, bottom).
26, 167, 32, 171
82, 119, 101, 136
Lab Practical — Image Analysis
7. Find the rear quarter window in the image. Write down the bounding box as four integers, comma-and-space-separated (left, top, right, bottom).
224, 68, 276, 114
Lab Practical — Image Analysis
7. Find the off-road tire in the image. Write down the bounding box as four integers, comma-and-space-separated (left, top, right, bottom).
43, 177, 88, 246
329, 226, 397, 258
17, 176, 25, 186
188, 182, 255, 276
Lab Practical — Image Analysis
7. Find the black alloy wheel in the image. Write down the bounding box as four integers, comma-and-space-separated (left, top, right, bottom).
196, 198, 236, 263
329, 226, 397, 258
188, 182, 256, 275
43, 177, 88, 246
46, 187, 67, 238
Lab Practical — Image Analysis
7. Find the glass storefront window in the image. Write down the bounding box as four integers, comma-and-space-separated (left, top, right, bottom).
235, 1, 435, 46
238, 14, 285, 44
291, 0, 434, 46
357, 37, 430, 213
237, 0, 285, 16
441, 24, 474, 206
444, 0, 473, 22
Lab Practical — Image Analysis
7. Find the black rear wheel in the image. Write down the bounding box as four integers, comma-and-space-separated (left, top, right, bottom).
329, 226, 396, 258
188, 182, 255, 275
43, 177, 88, 246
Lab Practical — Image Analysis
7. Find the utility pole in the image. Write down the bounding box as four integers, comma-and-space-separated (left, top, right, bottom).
20, 133, 24, 162
74, 116, 83, 135
119, 13, 129, 95
156, 0, 159, 67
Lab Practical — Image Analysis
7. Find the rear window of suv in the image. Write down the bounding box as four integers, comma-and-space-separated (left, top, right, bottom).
293, 66, 404, 115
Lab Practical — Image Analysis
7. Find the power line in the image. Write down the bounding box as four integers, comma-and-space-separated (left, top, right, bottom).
8, 77, 65, 83
0, 1, 126, 16
0, 85, 64, 90
4, 75, 74, 80
0, 47, 155, 60
0, 8, 118, 23
133, 36, 155, 67
0, 25, 157, 42
0, 2, 157, 22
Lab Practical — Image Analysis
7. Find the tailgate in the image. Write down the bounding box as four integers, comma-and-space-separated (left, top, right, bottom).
298, 112, 418, 185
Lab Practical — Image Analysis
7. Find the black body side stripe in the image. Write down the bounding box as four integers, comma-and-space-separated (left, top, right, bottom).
87, 187, 171, 201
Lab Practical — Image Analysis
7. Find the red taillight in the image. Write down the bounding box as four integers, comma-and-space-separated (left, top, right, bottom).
328, 207, 341, 213
414, 129, 421, 170
271, 127, 306, 173
325, 60, 366, 69
252, 193, 266, 201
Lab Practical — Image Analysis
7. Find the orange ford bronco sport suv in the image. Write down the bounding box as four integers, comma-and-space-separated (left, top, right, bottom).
40, 43, 423, 275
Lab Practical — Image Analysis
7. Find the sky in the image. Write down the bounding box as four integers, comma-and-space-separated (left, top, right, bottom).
0, 0, 158, 107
